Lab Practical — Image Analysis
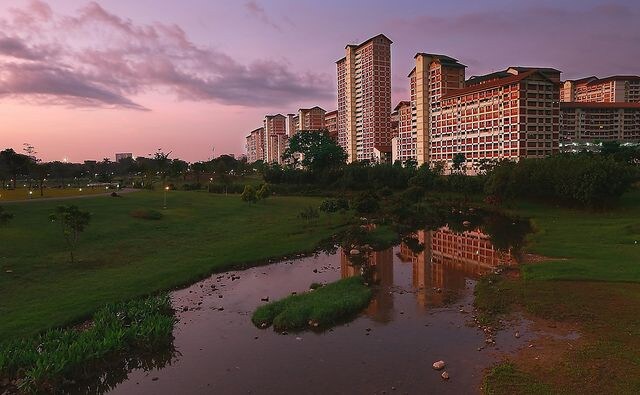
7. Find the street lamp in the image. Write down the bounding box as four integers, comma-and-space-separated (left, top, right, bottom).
163, 186, 169, 209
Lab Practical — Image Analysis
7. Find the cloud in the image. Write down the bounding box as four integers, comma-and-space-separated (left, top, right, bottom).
0, 1, 331, 110
386, 2, 640, 79
244, 0, 281, 31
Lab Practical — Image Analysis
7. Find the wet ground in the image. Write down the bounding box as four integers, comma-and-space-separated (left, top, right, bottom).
99, 227, 544, 395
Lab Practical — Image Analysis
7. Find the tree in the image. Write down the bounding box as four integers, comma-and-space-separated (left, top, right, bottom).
49, 205, 91, 263
452, 153, 466, 173
256, 183, 270, 201
282, 130, 347, 173
0, 149, 31, 189
153, 149, 172, 186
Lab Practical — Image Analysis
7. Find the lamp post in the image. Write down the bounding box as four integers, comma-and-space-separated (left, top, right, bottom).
163, 185, 169, 209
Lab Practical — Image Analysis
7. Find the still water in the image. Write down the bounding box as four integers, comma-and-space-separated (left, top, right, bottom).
89, 226, 536, 394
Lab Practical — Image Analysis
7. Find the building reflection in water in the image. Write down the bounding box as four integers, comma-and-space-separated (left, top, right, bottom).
341, 226, 517, 320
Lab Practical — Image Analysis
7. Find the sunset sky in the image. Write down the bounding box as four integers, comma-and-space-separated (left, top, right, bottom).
1, 0, 639, 162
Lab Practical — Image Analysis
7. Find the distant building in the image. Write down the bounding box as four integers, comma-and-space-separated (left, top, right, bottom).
560, 102, 640, 143
559, 75, 640, 143
287, 113, 299, 137
325, 110, 338, 141
391, 101, 413, 164
337, 34, 393, 162
298, 106, 326, 132
245, 127, 265, 163
264, 114, 288, 164
115, 153, 133, 162
560, 76, 640, 103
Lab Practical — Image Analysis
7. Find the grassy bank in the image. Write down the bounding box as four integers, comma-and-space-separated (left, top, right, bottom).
478, 189, 640, 394
0, 191, 351, 338
252, 276, 372, 331
0, 295, 174, 392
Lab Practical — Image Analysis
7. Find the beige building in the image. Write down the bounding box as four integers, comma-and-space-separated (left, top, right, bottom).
325, 110, 338, 141
337, 34, 393, 162
298, 106, 326, 132
560, 102, 640, 142
391, 101, 414, 163
263, 114, 287, 164
561, 76, 640, 103
245, 127, 265, 163
411, 53, 560, 171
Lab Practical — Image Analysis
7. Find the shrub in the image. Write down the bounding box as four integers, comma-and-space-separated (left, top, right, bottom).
0, 206, 13, 226
319, 198, 349, 213
256, 183, 271, 200
130, 209, 163, 220
298, 206, 320, 221
240, 185, 257, 203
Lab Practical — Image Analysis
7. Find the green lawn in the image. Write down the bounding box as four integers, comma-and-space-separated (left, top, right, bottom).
481, 188, 640, 394
513, 189, 640, 282
0, 191, 349, 339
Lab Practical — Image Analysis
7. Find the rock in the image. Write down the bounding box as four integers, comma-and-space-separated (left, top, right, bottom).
5, 270, 13, 273
350, 249, 360, 255
463, 221, 471, 227
432, 360, 446, 370
261, 296, 269, 302
152, 377, 159, 381
313, 269, 318, 273
218, 307, 224, 311
260, 322, 268, 328
515, 331, 520, 338
218, 295, 223, 298
441, 371, 450, 380
308, 320, 319, 327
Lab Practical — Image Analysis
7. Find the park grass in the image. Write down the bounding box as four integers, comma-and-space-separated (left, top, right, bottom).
0, 295, 173, 393
511, 188, 640, 282
479, 188, 640, 394
252, 276, 372, 331
0, 191, 352, 339
0, 187, 111, 201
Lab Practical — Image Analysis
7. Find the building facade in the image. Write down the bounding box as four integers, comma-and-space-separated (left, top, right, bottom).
298, 106, 326, 131
391, 101, 414, 163
245, 127, 265, 163
115, 153, 133, 162
325, 110, 338, 141
560, 102, 640, 142
263, 114, 287, 164
336, 34, 393, 162
561, 76, 640, 103
410, 53, 560, 172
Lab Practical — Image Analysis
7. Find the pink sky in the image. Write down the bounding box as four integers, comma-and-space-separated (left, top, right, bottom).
1, 0, 639, 162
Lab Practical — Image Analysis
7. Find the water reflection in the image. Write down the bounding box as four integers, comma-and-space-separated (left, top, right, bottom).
342, 224, 519, 320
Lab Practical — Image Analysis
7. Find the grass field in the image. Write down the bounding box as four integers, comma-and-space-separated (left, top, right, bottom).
0, 191, 350, 339
481, 189, 640, 394
0, 187, 112, 201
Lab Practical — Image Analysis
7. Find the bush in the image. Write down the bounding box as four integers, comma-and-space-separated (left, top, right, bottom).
319, 198, 349, 213
298, 206, 320, 221
256, 183, 271, 200
240, 185, 257, 203
485, 154, 637, 207
130, 209, 163, 220
0, 206, 13, 226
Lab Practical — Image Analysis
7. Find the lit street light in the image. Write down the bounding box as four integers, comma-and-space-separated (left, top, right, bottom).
163, 185, 169, 209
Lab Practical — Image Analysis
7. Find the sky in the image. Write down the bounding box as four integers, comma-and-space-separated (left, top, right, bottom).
1, 0, 639, 162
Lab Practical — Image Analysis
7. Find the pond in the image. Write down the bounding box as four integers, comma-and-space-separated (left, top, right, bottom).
72, 221, 541, 394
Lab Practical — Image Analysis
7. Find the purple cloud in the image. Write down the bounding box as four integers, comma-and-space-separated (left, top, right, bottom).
244, 1, 281, 31
0, 1, 331, 110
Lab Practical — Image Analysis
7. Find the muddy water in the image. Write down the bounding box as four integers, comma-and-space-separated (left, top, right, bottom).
96, 226, 542, 394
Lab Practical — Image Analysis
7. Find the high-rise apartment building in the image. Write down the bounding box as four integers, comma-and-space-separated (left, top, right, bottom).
325, 110, 338, 141
336, 34, 392, 162
298, 106, 326, 131
560, 102, 640, 142
391, 101, 414, 163
263, 114, 287, 164
559, 75, 640, 143
287, 113, 299, 137
410, 52, 560, 171
560, 76, 640, 103
245, 127, 265, 163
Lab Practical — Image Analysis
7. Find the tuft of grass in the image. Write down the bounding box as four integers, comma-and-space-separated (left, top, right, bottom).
473, 274, 517, 326
252, 276, 372, 331
129, 208, 163, 220
0, 295, 173, 392
483, 362, 552, 395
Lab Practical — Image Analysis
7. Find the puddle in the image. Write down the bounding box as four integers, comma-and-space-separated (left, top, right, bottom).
65, 224, 544, 395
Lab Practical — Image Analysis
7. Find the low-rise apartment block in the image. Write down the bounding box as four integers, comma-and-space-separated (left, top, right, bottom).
560, 102, 640, 143
561, 76, 640, 103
